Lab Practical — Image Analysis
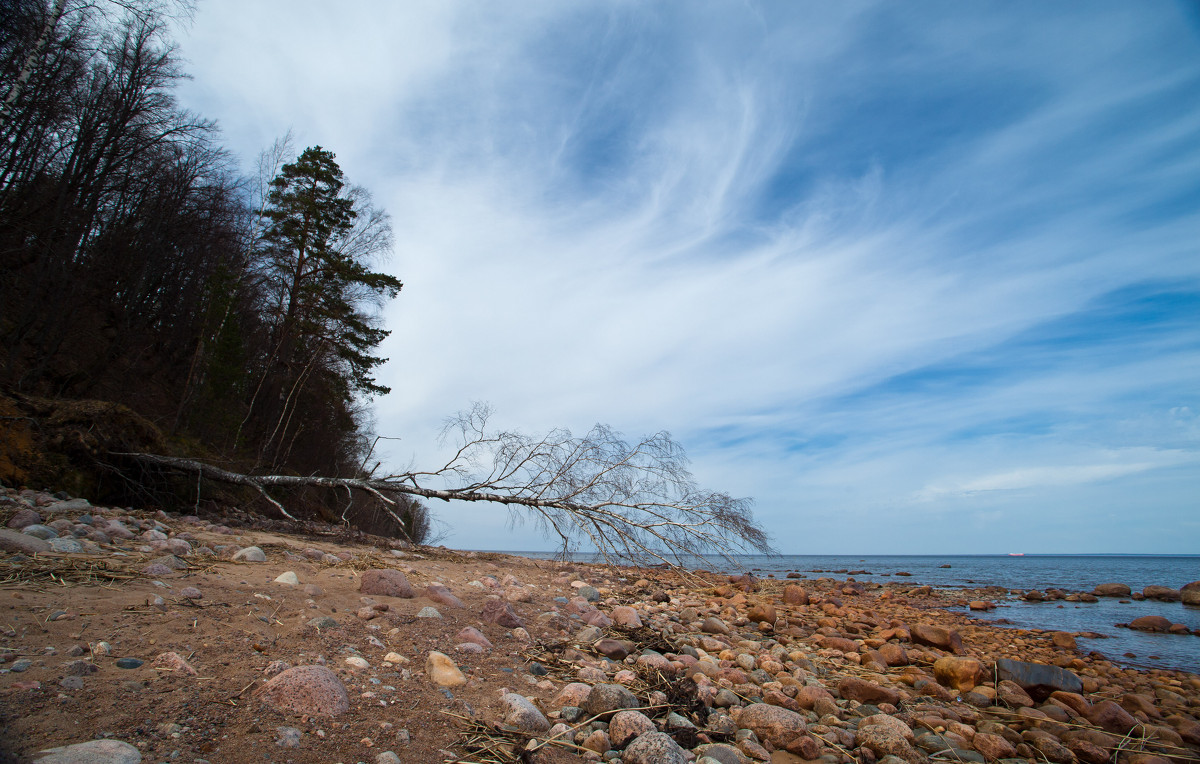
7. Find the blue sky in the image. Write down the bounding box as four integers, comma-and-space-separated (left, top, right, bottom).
173, 1, 1200, 554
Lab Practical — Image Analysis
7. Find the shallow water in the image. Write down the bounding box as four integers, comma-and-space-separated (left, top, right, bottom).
502, 551, 1200, 674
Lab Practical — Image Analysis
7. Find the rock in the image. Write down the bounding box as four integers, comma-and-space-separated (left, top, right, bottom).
481, 598, 523, 627
611, 605, 642, 627
622, 731, 688, 764
456, 626, 492, 649
933, 656, 987, 692
306, 616, 338, 630
375, 753, 401, 764
1092, 583, 1130, 597
581, 729, 610, 753
115, 658, 143, 669
838, 676, 902, 705
7, 508, 41, 528
972, 731, 1017, 759
747, 602, 777, 624
232, 546, 266, 562
500, 692, 550, 733
255, 664, 350, 716
426, 651, 467, 687
552, 682, 592, 708
416, 606, 442, 618
1128, 615, 1171, 632
45, 498, 91, 513
878, 643, 909, 666
180, 586, 202, 599
795, 684, 835, 710
997, 679, 1035, 707
141, 563, 172, 577
273, 571, 299, 585
694, 743, 746, 764
594, 638, 633, 660
577, 585, 600, 601
738, 703, 808, 748
1051, 632, 1077, 649
609, 710, 656, 747
995, 658, 1083, 701
0, 528, 51, 554
344, 656, 370, 671
1086, 700, 1138, 735
275, 727, 302, 748
701, 616, 731, 634
152, 652, 197, 675
21, 524, 58, 539
48, 538, 83, 553
426, 583, 465, 608
968, 601, 994, 611
1181, 581, 1200, 606
857, 714, 921, 764
582, 683, 639, 720
1141, 585, 1180, 601
359, 569, 415, 598
911, 624, 963, 653
33, 740, 142, 763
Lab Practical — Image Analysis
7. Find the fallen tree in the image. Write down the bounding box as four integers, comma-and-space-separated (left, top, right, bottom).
117, 403, 772, 568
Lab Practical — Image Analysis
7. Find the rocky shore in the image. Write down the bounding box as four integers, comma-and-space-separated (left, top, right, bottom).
1, 487, 1198, 764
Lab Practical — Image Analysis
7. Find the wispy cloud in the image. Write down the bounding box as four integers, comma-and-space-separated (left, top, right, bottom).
173, 1, 1200, 553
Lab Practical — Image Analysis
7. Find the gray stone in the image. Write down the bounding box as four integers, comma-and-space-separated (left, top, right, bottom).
44, 498, 92, 514
0, 528, 51, 554
622, 731, 688, 764
48, 538, 83, 553
416, 606, 442, 618
582, 683, 639, 719
232, 546, 266, 562
275, 727, 303, 748
608, 710, 656, 747
11, 658, 33, 672
500, 692, 551, 734
21, 524, 58, 539
34, 740, 141, 763
995, 658, 1082, 701
7, 508, 41, 528
375, 753, 401, 764
577, 585, 600, 602
306, 616, 338, 630
693, 744, 748, 764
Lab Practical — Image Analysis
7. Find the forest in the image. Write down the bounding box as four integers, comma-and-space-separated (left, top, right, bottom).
0, 0, 768, 563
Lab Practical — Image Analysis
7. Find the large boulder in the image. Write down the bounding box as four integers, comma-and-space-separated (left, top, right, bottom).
782, 584, 809, 605
582, 683, 639, 720
995, 658, 1082, 701
737, 703, 807, 748
1183, 581, 1200, 606
500, 693, 550, 734
608, 710, 656, 747
1087, 700, 1139, 735
857, 714, 921, 764
1092, 583, 1131, 597
1142, 585, 1180, 601
1128, 615, 1171, 632
359, 569, 415, 598
622, 731, 688, 764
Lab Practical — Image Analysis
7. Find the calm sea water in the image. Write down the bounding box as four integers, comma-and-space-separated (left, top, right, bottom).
502, 552, 1200, 674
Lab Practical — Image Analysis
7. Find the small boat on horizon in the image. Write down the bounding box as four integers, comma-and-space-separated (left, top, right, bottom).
1008, 553, 1025, 557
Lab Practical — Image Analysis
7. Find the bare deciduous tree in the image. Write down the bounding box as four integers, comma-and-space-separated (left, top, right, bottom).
120, 403, 772, 568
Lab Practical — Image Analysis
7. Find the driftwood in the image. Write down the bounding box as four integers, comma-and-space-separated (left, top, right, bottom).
116, 404, 771, 568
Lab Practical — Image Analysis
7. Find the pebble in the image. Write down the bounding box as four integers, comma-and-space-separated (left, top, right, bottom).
231, 546, 266, 562
426, 651, 467, 687
273, 571, 300, 585
115, 658, 143, 669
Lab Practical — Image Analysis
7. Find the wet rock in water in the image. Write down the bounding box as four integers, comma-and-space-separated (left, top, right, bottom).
737, 703, 808, 748
933, 655, 987, 692
608, 710, 656, 747
1092, 583, 1130, 597
1142, 585, 1180, 601
995, 658, 1082, 701
0, 528, 51, 554
425, 583, 465, 609
500, 692, 550, 733
232, 546, 266, 562
481, 598, 523, 627
33, 739, 142, 763
622, 731, 688, 764
359, 569, 415, 598
255, 664, 350, 717
582, 683, 639, 720
838, 676, 902, 705
911, 624, 964, 653
1181, 581, 1200, 605
425, 651, 467, 687
856, 714, 921, 764
1128, 615, 1172, 632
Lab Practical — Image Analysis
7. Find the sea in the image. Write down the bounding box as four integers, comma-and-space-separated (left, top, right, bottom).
501, 552, 1200, 675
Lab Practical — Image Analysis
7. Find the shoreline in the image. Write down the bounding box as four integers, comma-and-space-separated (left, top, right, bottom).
1, 489, 1198, 763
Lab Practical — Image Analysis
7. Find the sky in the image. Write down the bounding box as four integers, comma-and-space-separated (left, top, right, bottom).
172, 1, 1200, 555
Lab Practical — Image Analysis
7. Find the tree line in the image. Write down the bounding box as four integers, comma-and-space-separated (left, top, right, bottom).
0, 0, 430, 540
1, 0, 770, 563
